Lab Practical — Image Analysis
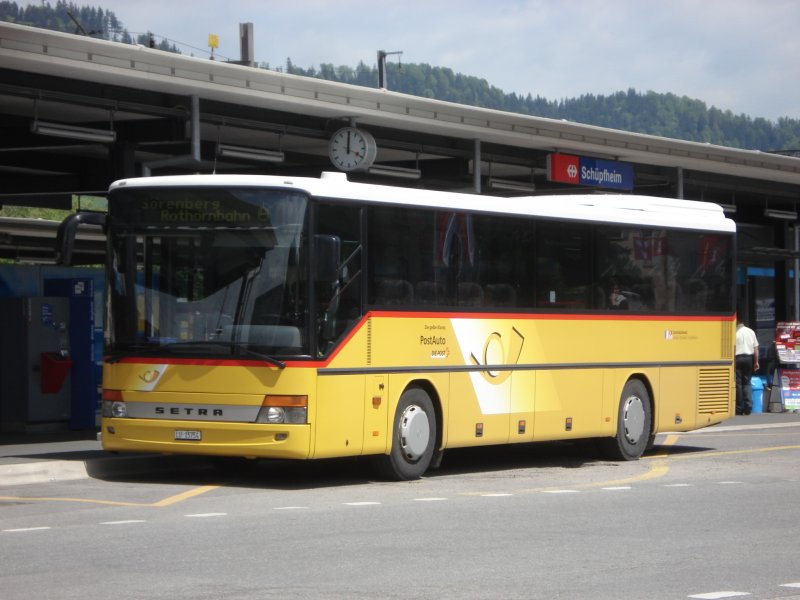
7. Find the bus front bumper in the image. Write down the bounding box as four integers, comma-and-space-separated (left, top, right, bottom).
100, 418, 312, 460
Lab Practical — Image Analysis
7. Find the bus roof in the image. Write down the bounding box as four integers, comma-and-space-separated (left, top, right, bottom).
110, 172, 736, 233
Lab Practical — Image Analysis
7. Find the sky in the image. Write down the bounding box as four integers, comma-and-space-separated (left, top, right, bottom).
88, 0, 799, 122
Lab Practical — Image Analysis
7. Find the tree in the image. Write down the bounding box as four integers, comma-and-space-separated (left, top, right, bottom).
3, 1, 798, 151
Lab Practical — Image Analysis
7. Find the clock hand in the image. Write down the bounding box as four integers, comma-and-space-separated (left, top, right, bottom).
346, 131, 351, 154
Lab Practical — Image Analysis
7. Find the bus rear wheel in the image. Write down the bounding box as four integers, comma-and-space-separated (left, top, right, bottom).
602, 379, 651, 461
373, 387, 436, 481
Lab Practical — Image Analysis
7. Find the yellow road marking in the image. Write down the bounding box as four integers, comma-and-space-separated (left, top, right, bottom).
645, 433, 680, 459
460, 458, 672, 497
466, 431, 800, 496
3, 437, 800, 507
0, 496, 147, 507
562, 460, 670, 491
465, 435, 681, 496
0, 484, 221, 508
681, 431, 800, 438
558, 434, 680, 491
555, 434, 679, 491
665, 444, 800, 460
150, 485, 220, 507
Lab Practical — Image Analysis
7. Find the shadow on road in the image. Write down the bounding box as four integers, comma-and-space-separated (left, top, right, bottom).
81, 436, 719, 490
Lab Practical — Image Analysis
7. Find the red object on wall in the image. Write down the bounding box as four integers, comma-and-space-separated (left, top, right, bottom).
40, 352, 73, 394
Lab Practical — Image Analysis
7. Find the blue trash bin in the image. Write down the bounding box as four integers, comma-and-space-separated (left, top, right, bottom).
750, 376, 764, 414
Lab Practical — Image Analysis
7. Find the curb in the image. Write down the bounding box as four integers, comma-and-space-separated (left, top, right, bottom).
0, 454, 211, 487
1, 460, 91, 486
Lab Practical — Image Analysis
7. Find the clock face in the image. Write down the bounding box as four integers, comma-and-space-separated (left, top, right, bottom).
329, 127, 377, 172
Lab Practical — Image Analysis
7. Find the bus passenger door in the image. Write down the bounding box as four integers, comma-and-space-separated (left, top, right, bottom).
313, 375, 365, 458
363, 375, 388, 454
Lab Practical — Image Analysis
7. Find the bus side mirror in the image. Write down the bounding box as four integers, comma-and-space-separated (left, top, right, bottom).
314, 234, 341, 284
56, 211, 107, 265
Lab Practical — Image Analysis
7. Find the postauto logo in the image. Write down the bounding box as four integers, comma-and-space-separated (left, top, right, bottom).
547, 152, 633, 191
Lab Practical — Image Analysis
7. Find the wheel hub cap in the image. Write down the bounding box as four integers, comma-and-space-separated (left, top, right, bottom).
399, 405, 430, 461
623, 395, 646, 444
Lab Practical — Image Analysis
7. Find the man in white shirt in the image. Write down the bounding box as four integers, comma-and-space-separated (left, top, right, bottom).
735, 320, 759, 415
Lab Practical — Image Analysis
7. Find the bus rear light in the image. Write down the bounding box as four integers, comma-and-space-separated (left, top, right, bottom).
256, 395, 308, 424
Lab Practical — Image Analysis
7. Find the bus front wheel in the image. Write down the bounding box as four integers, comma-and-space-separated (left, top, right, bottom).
373, 387, 436, 481
603, 379, 651, 461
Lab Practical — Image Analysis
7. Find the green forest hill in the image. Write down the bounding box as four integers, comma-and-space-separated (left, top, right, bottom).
3, 0, 800, 153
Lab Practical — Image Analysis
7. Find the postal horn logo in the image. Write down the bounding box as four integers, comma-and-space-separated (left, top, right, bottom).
139, 369, 161, 384
469, 327, 524, 384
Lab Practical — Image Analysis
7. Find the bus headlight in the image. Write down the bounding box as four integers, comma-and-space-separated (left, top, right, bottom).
256, 395, 308, 424
265, 407, 285, 423
102, 400, 127, 418
102, 389, 127, 418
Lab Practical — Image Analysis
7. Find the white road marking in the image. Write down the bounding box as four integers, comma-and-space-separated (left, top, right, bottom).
678, 422, 800, 434
414, 497, 448, 502
688, 592, 750, 599
781, 583, 800, 588
664, 483, 692, 487
542, 489, 580, 494
718, 481, 743, 485
100, 520, 146, 525
343, 502, 381, 506
481, 493, 513, 497
185, 513, 227, 518
3, 526, 51, 533
273, 506, 309, 510
602, 486, 632, 491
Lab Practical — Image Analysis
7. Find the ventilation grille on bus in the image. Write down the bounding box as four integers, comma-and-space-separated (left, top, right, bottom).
698, 368, 732, 414
720, 322, 733, 359
366, 317, 372, 366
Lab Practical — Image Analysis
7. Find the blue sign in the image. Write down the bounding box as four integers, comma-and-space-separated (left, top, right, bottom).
578, 157, 634, 191
548, 153, 634, 191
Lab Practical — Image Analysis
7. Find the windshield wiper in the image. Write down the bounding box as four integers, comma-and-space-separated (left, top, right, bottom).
107, 341, 286, 369
164, 341, 286, 369
106, 343, 170, 363
231, 343, 286, 369
161, 342, 230, 354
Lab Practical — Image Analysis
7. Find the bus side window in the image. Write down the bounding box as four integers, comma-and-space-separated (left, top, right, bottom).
471, 216, 529, 310
369, 206, 435, 306
536, 222, 591, 309
595, 226, 660, 312
315, 204, 362, 353
668, 231, 733, 313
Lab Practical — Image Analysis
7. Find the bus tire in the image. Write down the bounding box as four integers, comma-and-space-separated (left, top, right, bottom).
373, 387, 436, 480
602, 379, 651, 461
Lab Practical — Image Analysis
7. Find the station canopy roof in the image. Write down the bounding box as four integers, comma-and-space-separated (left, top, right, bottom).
1, 21, 799, 262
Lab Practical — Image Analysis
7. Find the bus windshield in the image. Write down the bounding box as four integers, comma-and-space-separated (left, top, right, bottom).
106, 187, 309, 360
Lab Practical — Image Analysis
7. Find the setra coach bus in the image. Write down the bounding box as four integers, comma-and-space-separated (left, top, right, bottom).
58, 172, 736, 479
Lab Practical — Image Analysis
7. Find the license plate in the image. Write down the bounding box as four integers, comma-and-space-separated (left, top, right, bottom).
174, 430, 201, 441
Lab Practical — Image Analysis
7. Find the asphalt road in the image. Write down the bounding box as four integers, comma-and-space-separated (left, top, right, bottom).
2, 416, 800, 600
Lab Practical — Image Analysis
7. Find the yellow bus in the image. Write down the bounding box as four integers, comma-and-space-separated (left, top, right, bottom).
60, 172, 736, 479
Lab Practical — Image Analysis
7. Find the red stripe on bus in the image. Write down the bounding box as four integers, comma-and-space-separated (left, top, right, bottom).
109, 311, 733, 367
365, 310, 735, 322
